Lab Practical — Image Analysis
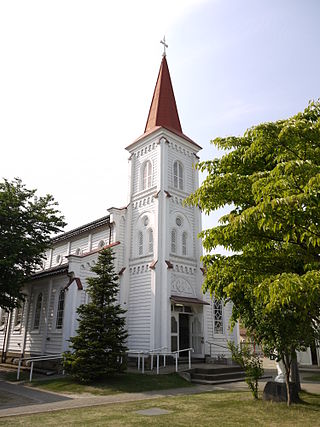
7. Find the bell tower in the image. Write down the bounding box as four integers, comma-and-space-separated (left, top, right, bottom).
122, 52, 206, 355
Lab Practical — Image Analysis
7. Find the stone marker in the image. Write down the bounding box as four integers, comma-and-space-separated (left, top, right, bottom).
263, 381, 300, 403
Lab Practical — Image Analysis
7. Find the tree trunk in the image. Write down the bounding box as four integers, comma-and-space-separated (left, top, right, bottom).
291, 352, 301, 392
284, 353, 292, 406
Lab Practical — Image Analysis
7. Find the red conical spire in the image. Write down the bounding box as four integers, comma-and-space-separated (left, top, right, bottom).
127, 55, 201, 150
144, 55, 182, 134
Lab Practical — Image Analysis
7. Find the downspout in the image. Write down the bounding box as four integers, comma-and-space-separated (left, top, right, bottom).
109, 223, 112, 245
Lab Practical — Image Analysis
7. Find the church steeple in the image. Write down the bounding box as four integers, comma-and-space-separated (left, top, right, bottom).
144, 55, 182, 134
127, 54, 201, 150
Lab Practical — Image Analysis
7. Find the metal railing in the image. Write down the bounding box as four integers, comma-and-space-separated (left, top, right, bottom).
172, 348, 194, 372
16, 354, 63, 381
127, 347, 194, 374
206, 340, 229, 358
150, 346, 167, 372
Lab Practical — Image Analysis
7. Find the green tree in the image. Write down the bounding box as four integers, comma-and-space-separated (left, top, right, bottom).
63, 248, 128, 383
0, 178, 65, 310
186, 101, 320, 405
228, 341, 264, 399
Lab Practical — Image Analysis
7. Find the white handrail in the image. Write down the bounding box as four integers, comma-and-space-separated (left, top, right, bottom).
127, 347, 194, 374
150, 347, 167, 372
17, 354, 63, 381
172, 348, 194, 371
206, 340, 232, 358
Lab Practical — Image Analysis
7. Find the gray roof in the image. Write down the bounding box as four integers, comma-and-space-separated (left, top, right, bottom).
31, 263, 69, 280
52, 215, 110, 243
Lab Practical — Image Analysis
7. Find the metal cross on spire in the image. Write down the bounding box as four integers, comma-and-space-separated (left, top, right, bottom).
160, 36, 168, 57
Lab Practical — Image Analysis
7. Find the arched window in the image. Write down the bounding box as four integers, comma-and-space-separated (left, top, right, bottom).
33, 293, 43, 330
142, 161, 152, 190
56, 290, 65, 329
138, 231, 143, 256
148, 229, 153, 254
171, 229, 177, 253
173, 161, 183, 190
0, 310, 8, 331
14, 305, 24, 329
182, 232, 187, 256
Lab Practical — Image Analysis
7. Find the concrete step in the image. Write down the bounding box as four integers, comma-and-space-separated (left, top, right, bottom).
189, 364, 246, 385
191, 371, 246, 382
191, 377, 246, 385
192, 366, 242, 375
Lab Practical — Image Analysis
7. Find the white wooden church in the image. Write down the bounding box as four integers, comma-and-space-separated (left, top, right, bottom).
0, 53, 240, 364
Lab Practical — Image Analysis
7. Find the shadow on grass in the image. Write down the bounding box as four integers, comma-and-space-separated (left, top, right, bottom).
298, 391, 320, 410
30, 372, 193, 395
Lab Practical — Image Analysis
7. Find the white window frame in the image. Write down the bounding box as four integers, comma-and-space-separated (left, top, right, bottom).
0, 309, 8, 333
55, 289, 65, 331
171, 229, 177, 254
213, 299, 224, 335
13, 304, 24, 332
148, 228, 153, 254
173, 160, 184, 190
33, 292, 43, 331
182, 231, 187, 256
142, 160, 152, 190
138, 231, 143, 256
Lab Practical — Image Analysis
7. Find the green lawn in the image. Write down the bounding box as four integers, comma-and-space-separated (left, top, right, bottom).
1, 390, 319, 426
29, 373, 193, 395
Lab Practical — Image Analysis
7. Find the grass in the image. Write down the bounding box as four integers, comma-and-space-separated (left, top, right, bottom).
29, 373, 193, 395
5, 371, 30, 382
0, 390, 319, 426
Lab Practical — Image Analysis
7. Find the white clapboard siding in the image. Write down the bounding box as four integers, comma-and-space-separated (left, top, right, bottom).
132, 147, 158, 195
6, 307, 24, 353
25, 283, 49, 355
127, 270, 151, 350
91, 227, 112, 250
167, 141, 196, 196
70, 236, 89, 254
51, 244, 68, 267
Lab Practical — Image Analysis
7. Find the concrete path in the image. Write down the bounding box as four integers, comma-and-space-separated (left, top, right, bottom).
0, 372, 319, 418
0, 382, 242, 418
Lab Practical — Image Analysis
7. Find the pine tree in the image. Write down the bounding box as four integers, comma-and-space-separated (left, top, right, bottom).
63, 248, 128, 382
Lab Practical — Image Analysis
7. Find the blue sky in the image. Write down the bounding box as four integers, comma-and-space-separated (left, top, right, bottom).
1, 0, 319, 235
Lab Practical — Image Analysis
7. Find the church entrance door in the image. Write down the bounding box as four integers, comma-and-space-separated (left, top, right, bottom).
179, 313, 190, 356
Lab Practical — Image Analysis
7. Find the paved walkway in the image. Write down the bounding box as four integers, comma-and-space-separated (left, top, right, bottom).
0, 370, 319, 418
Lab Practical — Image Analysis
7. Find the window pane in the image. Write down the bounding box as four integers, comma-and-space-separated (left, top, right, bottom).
182, 232, 187, 255
171, 335, 178, 352
171, 316, 177, 333
148, 229, 153, 253
213, 300, 223, 334
0, 310, 8, 329
34, 293, 43, 330
173, 161, 183, 190
171, 229, 176, 253
56, 290, 65, 329
15, 305, 23, 327
179, 177, 183, 190
138, 231, 143, 255
143, 161, 152, 189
